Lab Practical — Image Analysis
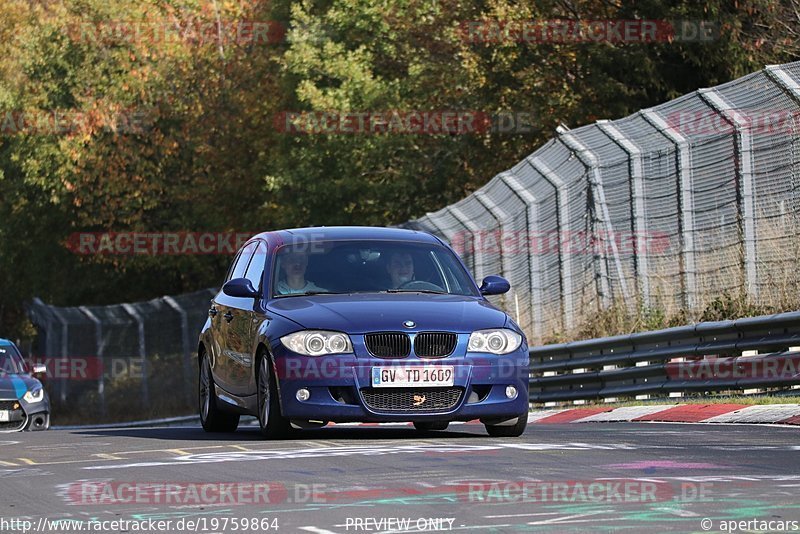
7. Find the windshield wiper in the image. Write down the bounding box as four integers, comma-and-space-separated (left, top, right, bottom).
273, 291, 343, 298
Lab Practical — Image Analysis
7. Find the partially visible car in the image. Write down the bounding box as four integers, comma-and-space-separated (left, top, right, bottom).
0, 339, 50, 431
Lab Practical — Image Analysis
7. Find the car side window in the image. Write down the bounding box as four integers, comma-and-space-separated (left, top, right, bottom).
11, 351, 27, 374
230, 244, 255, 280
244, 241, 268, 290
225, 250, 244, 282
0, 345, 25, 374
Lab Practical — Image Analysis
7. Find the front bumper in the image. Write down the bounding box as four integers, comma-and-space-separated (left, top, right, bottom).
0, 398, 49, 432
272, 345, 529, 423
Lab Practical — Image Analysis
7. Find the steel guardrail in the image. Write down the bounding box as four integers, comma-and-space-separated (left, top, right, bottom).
528, 311, 800, 402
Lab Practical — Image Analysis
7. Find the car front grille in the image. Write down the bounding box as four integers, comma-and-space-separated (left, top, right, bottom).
0, 399, 26, 431
414, 332, 457, 358
360, 387, 464, 413
364, 333, 411, 358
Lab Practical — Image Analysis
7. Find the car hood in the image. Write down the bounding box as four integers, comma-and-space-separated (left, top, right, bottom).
266, 293, 508, 334
0, 374, 35, 399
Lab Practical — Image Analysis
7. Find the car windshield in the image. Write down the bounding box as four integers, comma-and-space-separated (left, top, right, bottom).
0, 345, 24, 375
271, 240, 479, 298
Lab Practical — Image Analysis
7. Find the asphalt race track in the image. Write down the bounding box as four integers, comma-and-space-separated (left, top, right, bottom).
1, 422, 799, 533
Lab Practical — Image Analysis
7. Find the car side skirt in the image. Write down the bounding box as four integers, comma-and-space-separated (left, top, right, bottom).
213, 384, 258, 415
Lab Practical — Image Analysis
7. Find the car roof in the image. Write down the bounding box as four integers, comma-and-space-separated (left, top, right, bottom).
252, 226, 443, 246
0, 338, 12, 346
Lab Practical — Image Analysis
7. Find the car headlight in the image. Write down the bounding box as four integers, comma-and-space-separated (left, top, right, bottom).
280, 331, 353, 356
24, 387, 44, 403
467, 328, 522, 355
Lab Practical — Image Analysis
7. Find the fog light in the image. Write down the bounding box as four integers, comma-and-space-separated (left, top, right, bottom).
505, 386, 518, 399
296, 388, 310, 402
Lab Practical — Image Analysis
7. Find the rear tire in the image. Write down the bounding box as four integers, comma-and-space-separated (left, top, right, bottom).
257, 354, 291, 439
413, 421, 449, 431
485, 415, 527, 437
199, 351, 240, 433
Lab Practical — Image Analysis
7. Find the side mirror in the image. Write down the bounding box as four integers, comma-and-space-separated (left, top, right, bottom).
479, 275, 510, 296
222, 278, 260, 299
32, 364, 47, 375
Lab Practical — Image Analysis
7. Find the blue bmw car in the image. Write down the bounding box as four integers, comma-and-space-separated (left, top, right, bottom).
0, 339, 50, 431
199, 227, 529, 438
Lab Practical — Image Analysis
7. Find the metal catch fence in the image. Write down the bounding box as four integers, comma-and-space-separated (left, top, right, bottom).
405, 62, 800, 343
24, 289, 216, 418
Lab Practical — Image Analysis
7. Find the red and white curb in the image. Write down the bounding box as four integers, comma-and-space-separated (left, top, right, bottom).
543, 403, 800, 425
310, 403, 800, 427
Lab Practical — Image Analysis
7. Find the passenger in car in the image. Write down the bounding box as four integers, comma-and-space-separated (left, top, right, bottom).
386, 251, 415, 288
276, 251, 326, 295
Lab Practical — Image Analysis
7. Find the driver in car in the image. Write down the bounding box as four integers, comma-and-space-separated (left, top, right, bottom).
276, 251, 325, 295
386, 251, 415, 288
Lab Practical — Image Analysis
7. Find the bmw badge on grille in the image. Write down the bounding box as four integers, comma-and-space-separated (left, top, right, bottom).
403, 320, 415, 328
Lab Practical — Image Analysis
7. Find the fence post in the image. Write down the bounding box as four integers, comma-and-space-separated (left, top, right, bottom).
448, 205, 484, 281
528, 156, 575, 330
473, 189, 513, 319
763, 66, 800, 200
419, 215, 447, 241
557, 126, 625, 307
164, 296, 193, 406
30, 298, 61, 402
121, 303, 149, 408
764, 65, 800, 288
499, 171, 544, 341
764, 65, 800, 102
596, 119, 650, 307
641, 108, 697, 310
472, 190, 506, 274
79, 306, 105, 417
424, 213, 467, 260
698, 88, 757, 297
45, 305, 71, 403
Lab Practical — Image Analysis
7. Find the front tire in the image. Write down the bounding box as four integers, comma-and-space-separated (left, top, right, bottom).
199, 351, 239, 433
24, 413, 50, 431
485, 415, 527, 437
257, 354, 290, 439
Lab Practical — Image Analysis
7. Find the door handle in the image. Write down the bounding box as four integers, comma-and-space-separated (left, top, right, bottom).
223, 312, 234, 323
209, 307, 218, 317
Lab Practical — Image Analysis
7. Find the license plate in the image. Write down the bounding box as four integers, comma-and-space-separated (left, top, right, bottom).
0, 411, 9, 422
371, 366, 454, 388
